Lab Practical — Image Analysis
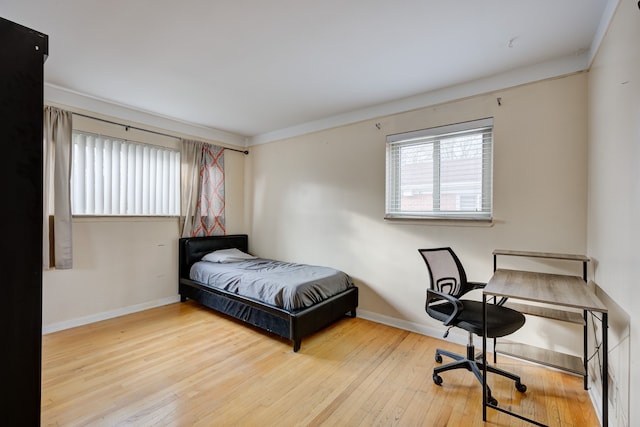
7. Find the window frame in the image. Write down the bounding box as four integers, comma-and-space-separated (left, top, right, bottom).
385, 117, 494, 221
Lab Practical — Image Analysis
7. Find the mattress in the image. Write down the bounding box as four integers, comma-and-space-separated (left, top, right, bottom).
189, 258, 355, 311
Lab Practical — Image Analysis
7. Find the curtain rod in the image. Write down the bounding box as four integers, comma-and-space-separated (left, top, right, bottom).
71, 112, 249, 155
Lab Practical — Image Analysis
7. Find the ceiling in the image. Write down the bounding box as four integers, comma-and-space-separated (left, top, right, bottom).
2, 1, 614, 144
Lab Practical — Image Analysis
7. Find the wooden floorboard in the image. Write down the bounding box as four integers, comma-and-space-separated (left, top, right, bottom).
41, 301, 601, 426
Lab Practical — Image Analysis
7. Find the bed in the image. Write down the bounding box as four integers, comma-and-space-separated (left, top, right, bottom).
179, 234, 358, 352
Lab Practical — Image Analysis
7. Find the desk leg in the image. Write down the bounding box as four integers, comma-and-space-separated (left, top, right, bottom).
584, 309, 588, 390
482, 293, 487, 421
603, 312, 608, 427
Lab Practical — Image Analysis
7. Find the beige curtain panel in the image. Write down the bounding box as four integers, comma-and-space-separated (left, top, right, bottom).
180, 139, 205, 238
43, 106, 73, 269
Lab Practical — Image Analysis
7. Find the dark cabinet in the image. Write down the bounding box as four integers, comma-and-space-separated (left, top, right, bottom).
0, 17, 48, 425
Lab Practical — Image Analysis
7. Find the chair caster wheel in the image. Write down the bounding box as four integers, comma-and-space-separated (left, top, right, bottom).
435, 354, 443, 363
516, 382, 527, 392
433, 374, 443, 385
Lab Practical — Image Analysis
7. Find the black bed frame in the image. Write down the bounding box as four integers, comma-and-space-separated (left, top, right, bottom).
178, 234, 358, 352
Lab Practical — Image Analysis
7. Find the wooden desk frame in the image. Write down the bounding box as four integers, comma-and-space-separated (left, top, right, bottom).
482, 257, 608, 426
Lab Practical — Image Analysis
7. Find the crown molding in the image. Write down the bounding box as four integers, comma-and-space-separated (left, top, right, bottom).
44, 83, 248, 147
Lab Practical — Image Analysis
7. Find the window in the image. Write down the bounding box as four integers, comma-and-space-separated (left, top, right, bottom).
71, 131, 180, 216
386, 118, 493, 220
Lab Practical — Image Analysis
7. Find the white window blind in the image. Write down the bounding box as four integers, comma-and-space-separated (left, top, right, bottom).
71, 131, 180, 216
386, 118, 493, 220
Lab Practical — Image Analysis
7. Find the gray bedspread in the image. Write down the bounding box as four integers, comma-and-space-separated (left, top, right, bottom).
189, 258, 354, 311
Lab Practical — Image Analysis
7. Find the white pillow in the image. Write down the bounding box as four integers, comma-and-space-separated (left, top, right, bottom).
202, 248, 257, 263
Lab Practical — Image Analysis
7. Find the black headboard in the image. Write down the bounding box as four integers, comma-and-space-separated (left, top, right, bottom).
179, 234, 249, 279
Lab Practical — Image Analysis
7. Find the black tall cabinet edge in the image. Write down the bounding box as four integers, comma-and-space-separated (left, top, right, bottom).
0, 17, 48, 425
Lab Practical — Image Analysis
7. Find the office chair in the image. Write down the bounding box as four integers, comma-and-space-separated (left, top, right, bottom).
418, 247, 527, 405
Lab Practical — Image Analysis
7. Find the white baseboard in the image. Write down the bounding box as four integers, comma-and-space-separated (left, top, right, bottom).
357, 309, 486, 350
42, 296, 180, 334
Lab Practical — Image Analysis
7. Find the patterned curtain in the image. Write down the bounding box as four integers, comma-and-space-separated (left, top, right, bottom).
180, 140, 225, 237
193, 144, 225, 236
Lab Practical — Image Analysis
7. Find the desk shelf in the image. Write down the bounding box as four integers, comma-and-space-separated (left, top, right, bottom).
493, 249, 589, 284
502, 302, 585, 325
497, 339, 585, 376
492, 249, 589, 263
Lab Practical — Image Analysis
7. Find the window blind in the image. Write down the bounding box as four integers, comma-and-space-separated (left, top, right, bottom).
71, 132, 180, 216
386, 118, 493, 220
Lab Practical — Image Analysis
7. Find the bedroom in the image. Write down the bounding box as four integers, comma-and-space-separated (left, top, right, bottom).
2, 0, 638, 426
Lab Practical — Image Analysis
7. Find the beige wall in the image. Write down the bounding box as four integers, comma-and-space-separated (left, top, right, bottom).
42, 110, 246, 331
41, 10, 640, 421
246, 74, 589, 352
587, 0, 639, 425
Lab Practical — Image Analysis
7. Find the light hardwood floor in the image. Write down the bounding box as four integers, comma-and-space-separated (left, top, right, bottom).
42, 301, 600, 426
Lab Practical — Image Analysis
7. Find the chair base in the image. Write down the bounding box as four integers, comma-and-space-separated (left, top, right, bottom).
433, 340, 527, 406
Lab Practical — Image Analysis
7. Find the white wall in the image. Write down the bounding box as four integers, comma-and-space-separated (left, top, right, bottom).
246, 74, 589, 351
42, 109, 246, 332
587, 0, 640, 425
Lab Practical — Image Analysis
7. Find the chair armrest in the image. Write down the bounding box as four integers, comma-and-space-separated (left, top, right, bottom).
426, 289, 464, 326
468, 281, 507, 305
468, 281, 487, 289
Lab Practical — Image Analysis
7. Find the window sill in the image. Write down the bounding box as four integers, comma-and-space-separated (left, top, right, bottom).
384, 216, 494, 227
72, 215, 180, 223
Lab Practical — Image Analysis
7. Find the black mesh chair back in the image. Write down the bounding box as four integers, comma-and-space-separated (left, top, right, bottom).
418, 247, 476, 299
